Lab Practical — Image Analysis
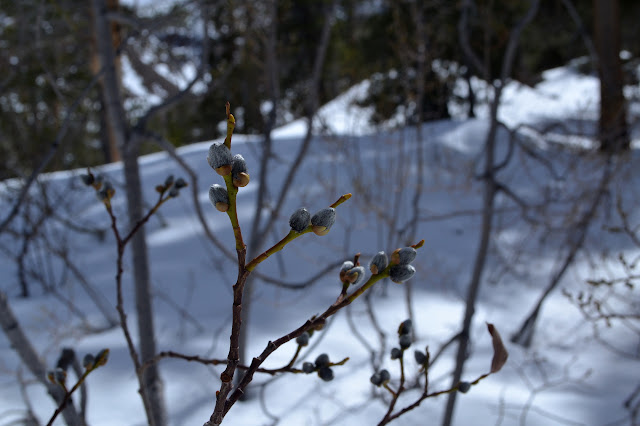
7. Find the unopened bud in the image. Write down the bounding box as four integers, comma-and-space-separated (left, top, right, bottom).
318, 366, 334, 382
390, 347, 402, 360
370, 372, 382, 386
83, 354, 95, 369
311, 208, 336, 236
296, 331, 310, 347
399, 334, 412, 349
389, 264, 415, 283
92, 174, 104, 190
370, 251, 388, 274
458, 381, 471, 393
414, 350, 427, 365
398, 319, 412, 336
54, 368, 67, 384
315, 353, 330, 368
207, 143, 233, 176
345, 266, 366, 285
97, 181, 115, 202
95, 349, 109, 367
231, 154, 250, 187
379, 369, 390, 383
164, 175, 174, 187
81, 173, 94, 186
339, 261, 354, 281
318, 367, 333, 382
174, 177, 188, 189
289, 207, 311, 233
391, 247, 417, 265
302, 362, 315, 373
209, 184, 229, 212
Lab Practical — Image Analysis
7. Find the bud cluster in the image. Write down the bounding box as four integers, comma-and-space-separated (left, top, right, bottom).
301, 353, 335, 382
340, 261, 365, 286
47, 368, 67, 386
389, 247, 417, 283
388, 319, 413, 362
370, 368, 390, 387
47, 348, 109, 388
288, 206, 337, 236
157, 174, 188, 198
206, 138, 251, 214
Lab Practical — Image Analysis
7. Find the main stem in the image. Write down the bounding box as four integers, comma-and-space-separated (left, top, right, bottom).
208, 246, 248, 426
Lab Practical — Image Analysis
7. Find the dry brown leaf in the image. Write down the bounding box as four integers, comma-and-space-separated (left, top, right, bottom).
487, 323, 508, 373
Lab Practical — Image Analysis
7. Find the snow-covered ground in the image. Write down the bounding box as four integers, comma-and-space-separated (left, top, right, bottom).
1, 64, 639, 426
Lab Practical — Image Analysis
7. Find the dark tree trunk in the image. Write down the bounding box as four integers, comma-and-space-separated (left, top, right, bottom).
594, 0, 629, 153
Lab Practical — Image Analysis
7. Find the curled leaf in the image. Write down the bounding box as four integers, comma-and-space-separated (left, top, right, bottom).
487, 323, 508, 373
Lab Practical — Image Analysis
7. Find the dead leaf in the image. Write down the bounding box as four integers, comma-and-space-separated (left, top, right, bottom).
487, 323, 508, 373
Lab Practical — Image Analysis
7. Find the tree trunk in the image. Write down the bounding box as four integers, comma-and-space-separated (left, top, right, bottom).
442, 2, 539, 425
90, 0, 122, 163
594, 0, 629, 153
124, 135, 167, 426
90, 1, 167, 424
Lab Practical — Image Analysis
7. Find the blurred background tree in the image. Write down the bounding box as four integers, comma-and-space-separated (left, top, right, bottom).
1, 0, 639, 180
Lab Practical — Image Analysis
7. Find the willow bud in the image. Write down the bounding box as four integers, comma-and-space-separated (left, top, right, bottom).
311, 208, 336, 236
389, 264, 416, 283
168, 187, 180, 198
83, 354, 95, 369
398, 319, 412, 336
97, 181, 115, 202
289, 207, 311, 233
296, 332, 310, 347
369, 251, 388, 274
318, 366, 334, 382
339, 261, 354, 281
81, 173, 94, 186
391, 247, 417, 265
95, 349, 110, 367
345, 266, 366, 285
207, 143, 233, 176
54, 368, 67, 384
231, 154, 250, 187
370, 372, 382, 386
174, 177, 188, 189
209, 184, 229, 212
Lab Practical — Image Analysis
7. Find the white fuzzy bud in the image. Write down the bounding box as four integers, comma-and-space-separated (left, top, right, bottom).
311, 207, 336, 236
370, 251, 388, 274
207, 143, 233, 176
391, 247, 417, 265
389, 264, 416, 283
208, 184, 229, 212
231, 154, 250, 187
289, 207, 311, 233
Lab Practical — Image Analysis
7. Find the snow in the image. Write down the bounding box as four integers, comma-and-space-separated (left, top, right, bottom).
272, 80, 375, 138
1, 63, 639, 426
